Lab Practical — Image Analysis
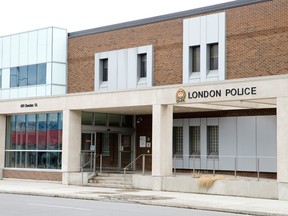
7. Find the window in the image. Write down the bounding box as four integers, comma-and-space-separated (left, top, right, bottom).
10, 64, 47, 87
209, 43, 218, 70
138, 53, 147, 78
189, 126, 200, 155
173, 127, 183, 154
207, 126, 219, 155
5, 112, 62, 169
101, 133, 110, 156
191, 46, 200, 72
100, 59, 108, 82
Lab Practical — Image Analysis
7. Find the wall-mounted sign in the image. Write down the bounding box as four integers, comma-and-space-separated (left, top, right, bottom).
20, 103, 38, 108
139, 136, 146, 148
176, 87, 257, 103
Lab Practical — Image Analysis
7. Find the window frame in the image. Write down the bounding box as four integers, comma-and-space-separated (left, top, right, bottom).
190, 45, 200, 73
189, 126, 200, 155
209, 43, 219, 71
207, 125, 219, 156
138, 53, 147, 78
100, 58, 108, 82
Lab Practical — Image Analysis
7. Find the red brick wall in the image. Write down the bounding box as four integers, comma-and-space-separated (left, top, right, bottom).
67, 0, 288, 92
3, 170, 62, 181
226, 0, 288, 79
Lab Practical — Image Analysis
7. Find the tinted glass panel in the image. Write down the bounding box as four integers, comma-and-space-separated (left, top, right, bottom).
26, 114, 36, 150
109, 114, 121, 127
37, 114, 47, 150
10, 67, 19, 87
19, 66, 28, 86
82, 112, 94, 125
28, 65, 37, 85
37, 63, 46, 84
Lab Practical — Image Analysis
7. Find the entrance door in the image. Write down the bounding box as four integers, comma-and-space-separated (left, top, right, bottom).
120, 134, 132, 169
81, 133, 96, 170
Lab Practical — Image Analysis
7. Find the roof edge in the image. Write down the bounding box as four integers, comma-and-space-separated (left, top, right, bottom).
68, 0, 272, 38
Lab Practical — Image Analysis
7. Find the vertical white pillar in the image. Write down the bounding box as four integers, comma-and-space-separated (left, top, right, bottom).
62, 110, 81, 184
0, 115, 6, 179
152, 104, 173, 179
277, 97, 288, 200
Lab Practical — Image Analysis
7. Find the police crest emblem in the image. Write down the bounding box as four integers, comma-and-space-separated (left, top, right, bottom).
176, 87, 186, 103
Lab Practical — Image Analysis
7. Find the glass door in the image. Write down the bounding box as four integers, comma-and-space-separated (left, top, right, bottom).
120, 134, 132, 169
81, 133, 96, 170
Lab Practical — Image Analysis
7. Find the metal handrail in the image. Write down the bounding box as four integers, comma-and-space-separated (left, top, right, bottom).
123, 154, 151, 189
81, 153, 102, 185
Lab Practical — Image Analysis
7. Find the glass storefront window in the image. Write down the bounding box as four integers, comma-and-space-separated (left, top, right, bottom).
5, 112, 62, 170
95, 113, 107, 126
82, 112, 94, 125
122, 115, 133, 127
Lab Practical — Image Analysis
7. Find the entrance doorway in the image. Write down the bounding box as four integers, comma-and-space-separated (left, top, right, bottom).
81, 132, 133, 171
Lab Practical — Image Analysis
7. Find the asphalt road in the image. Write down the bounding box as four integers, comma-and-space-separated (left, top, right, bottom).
0, 193, 244, 216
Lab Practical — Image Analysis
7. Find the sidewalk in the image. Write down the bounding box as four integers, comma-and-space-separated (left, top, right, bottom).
0, 179, 288, 216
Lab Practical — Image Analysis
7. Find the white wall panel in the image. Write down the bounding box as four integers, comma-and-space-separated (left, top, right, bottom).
127, 48, 137, 89
10, 35, 19, 67
189, 17, 201, 45
18, 87, 28, 98
37, 29, 47, 63
0, 38, 2, 68
200, 118, 207, 168
182, 20, 190, 84
52, 63, 66, 85
2, 37, 11, 68
219, 13, 226, 81
219, 117, 237, 170
257, 116, 277, 172
237, 117, 257, 171
2, 68, 10, 89
46, 85, 52, 95
51, 85, 65, 95
1, 89, 9, 99
27, 86, 37, 97
52, 28, 67, 63
46, 28, 53, 62
206, 14, 219, 44
19, 33, 28, 66
9, 88, 18, 99
108, 52, 118, 91
117, 49, 127, 90
94, 53, 100, 90
46, 63, 52, 84
36, 86, 46, 96
28, 31, 37, 65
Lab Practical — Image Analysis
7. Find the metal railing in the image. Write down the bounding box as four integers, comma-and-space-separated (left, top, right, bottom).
173, 154, 276, 181
80, 152, 103, 185
123, 154, 151, 189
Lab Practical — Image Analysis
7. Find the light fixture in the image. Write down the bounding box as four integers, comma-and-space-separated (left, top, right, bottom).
136, 117, 142, 124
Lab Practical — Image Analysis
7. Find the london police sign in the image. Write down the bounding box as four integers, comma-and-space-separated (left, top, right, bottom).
176, 87, 256, 103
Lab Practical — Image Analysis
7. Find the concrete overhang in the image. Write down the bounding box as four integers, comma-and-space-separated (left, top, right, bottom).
0, 74, 285, 115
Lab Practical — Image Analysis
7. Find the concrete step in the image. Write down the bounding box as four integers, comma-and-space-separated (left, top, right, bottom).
88, 173, 133, 189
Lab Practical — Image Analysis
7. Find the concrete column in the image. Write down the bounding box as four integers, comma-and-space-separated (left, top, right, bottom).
0, 115, 6, 179
277, 97, 288, 200
152, 104, 173, 181
62, 110, 82, 185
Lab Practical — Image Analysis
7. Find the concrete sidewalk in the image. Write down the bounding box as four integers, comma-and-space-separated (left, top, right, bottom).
0, 179, 288, 216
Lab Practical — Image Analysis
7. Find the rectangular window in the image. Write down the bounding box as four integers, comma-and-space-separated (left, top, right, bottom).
101, 59, 108, 82
139, 53, 147, 78
10, 64, 47, 88
10, 67, 19, 87
189, 126, 200, 155
207, 126, 219, 155
5, 112, 62, 169
19, 66, 28, 86
173, 127, 183, 154
101, 133, 110, 156
191, 46, 200, 72
28, 65, 37, 85
37, 63, 46, 84
209, 43, 218, 70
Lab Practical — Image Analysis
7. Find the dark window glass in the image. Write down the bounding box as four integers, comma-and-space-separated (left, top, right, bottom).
122, 115, 133, 127
109, 114, 121, 127
37, 114, 47, 150
139, 54, 147, 78
81, 112, 94, 125
19, 66, 28, 86
28, 65, 37, 85
15, 115, 26, 150
191, 46, 200, 72
26, 114, 36, 150
37, 63, 46, 84
101, 59, 108, 82
209, 43, 218, 70
10, 67, 19, 87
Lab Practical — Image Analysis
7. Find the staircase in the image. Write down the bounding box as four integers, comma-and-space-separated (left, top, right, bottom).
88, 173, 133, 189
